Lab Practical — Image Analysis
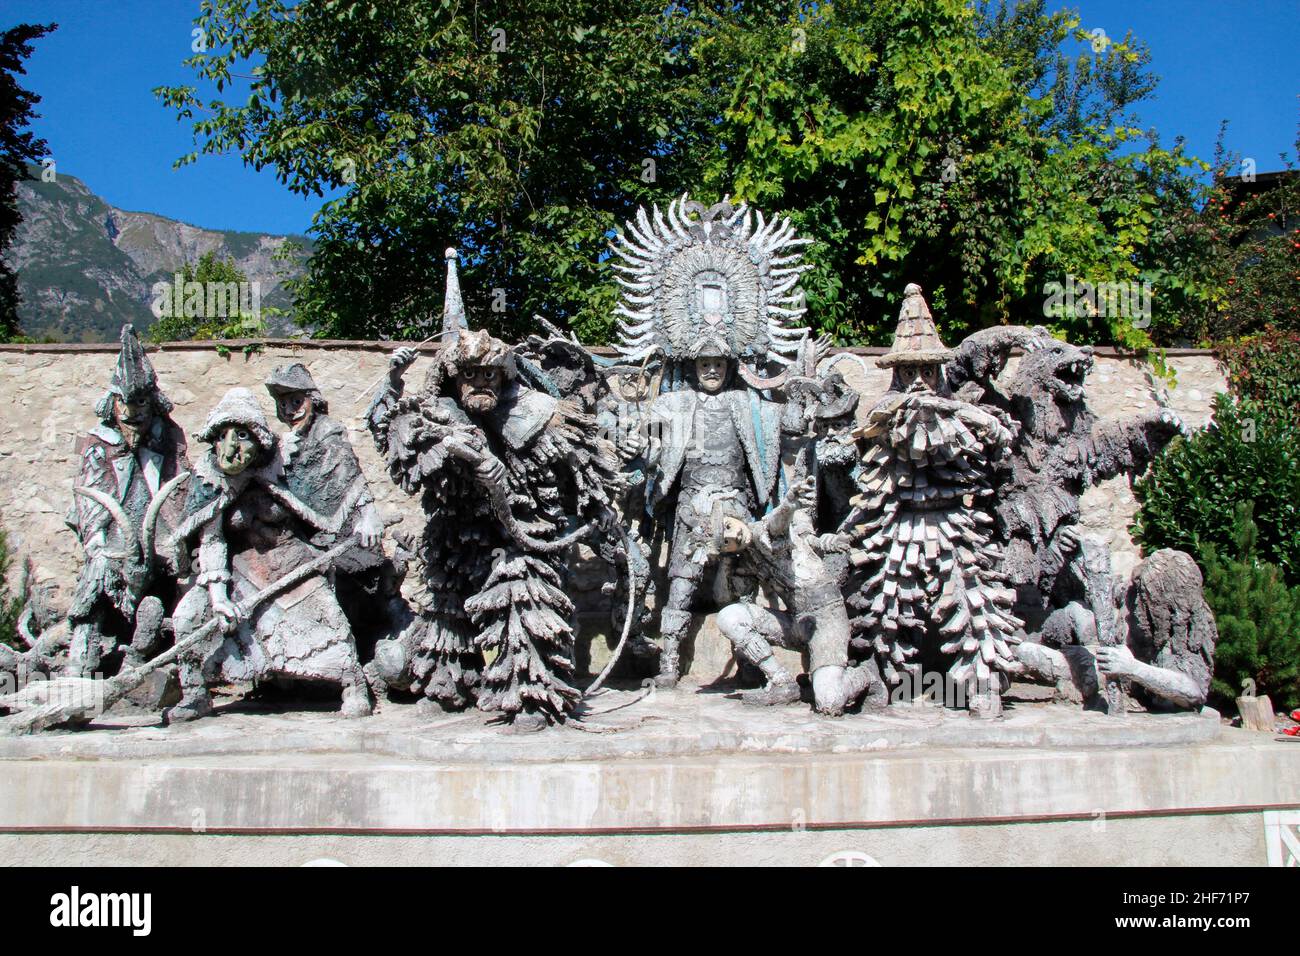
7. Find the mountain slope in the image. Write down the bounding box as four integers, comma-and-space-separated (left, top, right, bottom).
6, 168, 311, 342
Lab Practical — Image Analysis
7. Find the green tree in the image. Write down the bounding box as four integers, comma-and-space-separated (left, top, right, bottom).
700, 0, 1203, 351
0, 23, 56, 342
157, 1, 725, 342
157, 1, 1210, 350
148, 250, 266, 346
1198, 504, 1300, 711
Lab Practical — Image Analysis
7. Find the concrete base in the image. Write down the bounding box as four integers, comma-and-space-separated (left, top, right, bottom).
1, 688, 1297, 865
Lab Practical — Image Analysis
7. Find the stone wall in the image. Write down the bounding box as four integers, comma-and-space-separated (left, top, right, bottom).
0, 340, 1227, 604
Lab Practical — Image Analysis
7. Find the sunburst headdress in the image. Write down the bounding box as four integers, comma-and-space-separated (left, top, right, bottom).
609, 194, 814, 389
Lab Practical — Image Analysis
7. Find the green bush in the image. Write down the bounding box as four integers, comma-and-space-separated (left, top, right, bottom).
1198, 504, 1300, 711
0, 526, 22, 651
1218, 328, 1300, 424
1133, 392, 1300, 585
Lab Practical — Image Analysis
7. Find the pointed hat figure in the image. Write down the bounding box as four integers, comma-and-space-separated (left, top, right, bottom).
877, 284, 954, 369
94, 324, 174, 423
441, 246, 468, 336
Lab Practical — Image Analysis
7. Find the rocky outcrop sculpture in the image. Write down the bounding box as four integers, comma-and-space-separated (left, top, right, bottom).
1015, 548, 1218, 712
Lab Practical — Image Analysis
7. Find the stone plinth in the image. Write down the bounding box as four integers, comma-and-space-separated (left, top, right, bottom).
1, 693, 1295, 866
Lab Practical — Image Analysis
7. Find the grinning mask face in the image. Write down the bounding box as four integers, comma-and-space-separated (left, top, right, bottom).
273, 391, 314, 431
694, 356, 729, 395
457, 364, 506, 415
214, 425, 261, 476
114, 395, 154, 449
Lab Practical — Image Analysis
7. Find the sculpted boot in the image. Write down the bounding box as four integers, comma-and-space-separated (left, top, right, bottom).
967, 675, 1005, 720
340, 664, 373, 718
164, 663, 213, 724
740, 655, 800, 706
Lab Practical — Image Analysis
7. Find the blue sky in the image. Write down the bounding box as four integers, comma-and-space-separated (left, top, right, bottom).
4, 0, 1298, 236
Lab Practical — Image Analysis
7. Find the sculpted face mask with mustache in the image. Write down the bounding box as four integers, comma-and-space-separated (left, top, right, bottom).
114, 395, 154, 449
457, 365, 506, 414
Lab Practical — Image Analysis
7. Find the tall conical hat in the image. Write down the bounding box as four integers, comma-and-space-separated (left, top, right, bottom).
95, 324, 173, 422
877, 284, 954, 368
109, 324, 162, 400
441, 247, 467, 336
419, 250, 518, 398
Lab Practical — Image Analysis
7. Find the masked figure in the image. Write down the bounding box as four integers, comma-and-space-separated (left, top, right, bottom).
609, 195, 816, 687
166, 388, 372, 722
713, 476, 888, 714
840, 286, 1022, 717
65, 325, 190, 676
264, 363, 408, 651
365, 251, 624, 730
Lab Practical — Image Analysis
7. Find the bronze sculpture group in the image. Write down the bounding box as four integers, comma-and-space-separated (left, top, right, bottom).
0, 195, 1219, 734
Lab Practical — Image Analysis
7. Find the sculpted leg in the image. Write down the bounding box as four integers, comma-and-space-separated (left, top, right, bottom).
717, 603, 800, 706
163, 588, 217, 724
66, 615, 106, 678
122, 596, 165, 669
657, 575, 698, 688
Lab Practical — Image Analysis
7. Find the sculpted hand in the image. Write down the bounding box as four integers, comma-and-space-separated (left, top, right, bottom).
474, 454, 507, 488
1057, 526, 1082, 553
211, 596, 240, 634
356, 505, 385, 549
784, 475, 818, 513
1095, 644, 1138, 679
816, 532, 852, 554
389, 347, 418, 381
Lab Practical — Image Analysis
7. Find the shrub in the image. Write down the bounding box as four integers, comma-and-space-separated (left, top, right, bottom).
1198, 503, 1300, 711
1217, 328, 1300, 424
1133, 392, 1300, 585
0, 526, 22, 651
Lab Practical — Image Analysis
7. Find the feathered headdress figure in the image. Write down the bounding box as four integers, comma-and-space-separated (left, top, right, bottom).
609, 194, 813, 381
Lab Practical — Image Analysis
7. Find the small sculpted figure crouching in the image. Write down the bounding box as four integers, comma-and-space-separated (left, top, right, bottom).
715, 476, 888, 715
1015, 548, 1218, 713
166, 388, 372, 723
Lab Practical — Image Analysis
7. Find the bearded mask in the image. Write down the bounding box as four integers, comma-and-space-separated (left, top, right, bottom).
457, 365, 505, 414
114, 395, 154, 449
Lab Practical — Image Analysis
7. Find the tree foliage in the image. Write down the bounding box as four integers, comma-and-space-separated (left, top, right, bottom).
0, 22, 55, 342
148, 251, 258, 340
157, 1, 1228, 350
